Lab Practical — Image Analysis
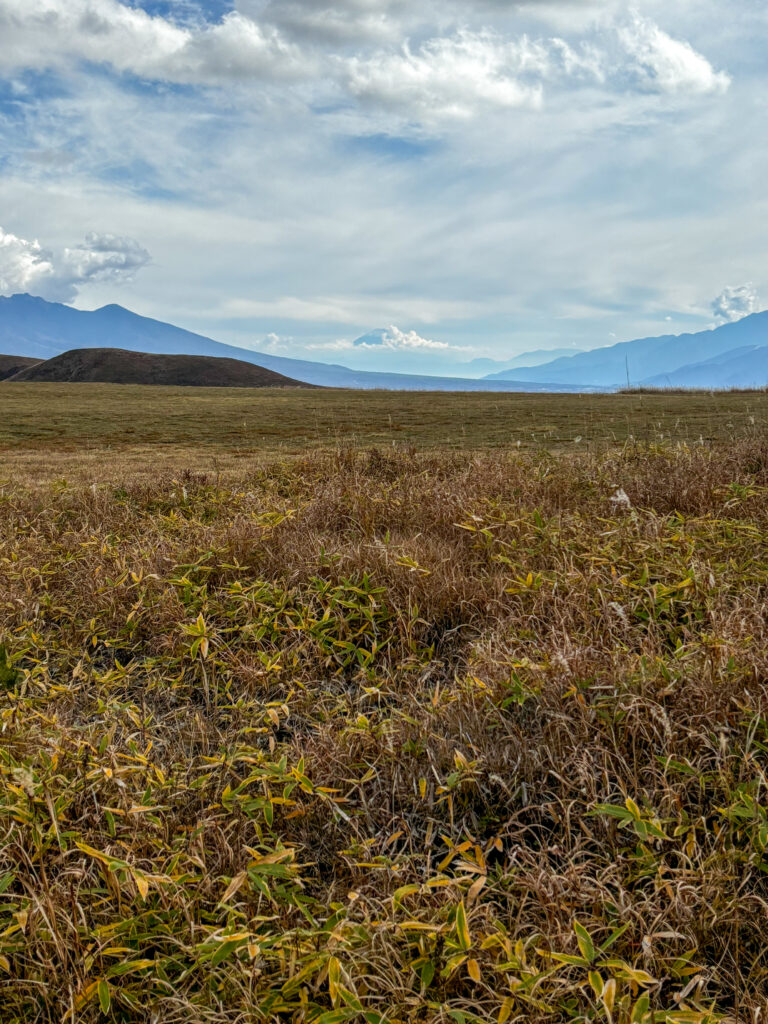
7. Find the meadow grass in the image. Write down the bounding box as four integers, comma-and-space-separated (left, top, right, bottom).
1, 383, 768, 451
1, 392, 768, 1022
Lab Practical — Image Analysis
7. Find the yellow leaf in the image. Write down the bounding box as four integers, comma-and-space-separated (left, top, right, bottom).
133, 871, 149, 901
498, 996, 515, 1024
0, 954, 10, 972
328, 955, 341, 1004
467, 874, 486, 905
75, 842, 112, 866
467, 958, 481, 982
220, 871, 247, 905
455, 899, 471, 951
602, 978, 616, 1015
75, 981, 99, 1009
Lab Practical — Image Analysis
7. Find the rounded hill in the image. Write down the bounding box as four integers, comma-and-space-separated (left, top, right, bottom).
0, 355, 41, 381
6, 348, 316, 388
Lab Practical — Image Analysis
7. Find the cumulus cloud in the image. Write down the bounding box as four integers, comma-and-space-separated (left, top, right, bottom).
310, 325, 471, 352
618, 12, 730, 95
0, 0, 305, 83
0, 228, 56, 297
0, 0, 731, 127
345, 31, 545, 120
357, 325, 465, 349
0, 226, 149, 302
711, 284, 760, 323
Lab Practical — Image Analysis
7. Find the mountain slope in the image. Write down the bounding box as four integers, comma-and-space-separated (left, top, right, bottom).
7, 348, 311, 388
484, 312, 768, 387
0, 294, 596, 392
639, 344, 768, 389
0, 354, 40, 380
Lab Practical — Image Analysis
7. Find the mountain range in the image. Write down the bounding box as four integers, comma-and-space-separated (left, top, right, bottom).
485, 312, 768, 388
1, 292, 767, 390
0, 294, 592, 392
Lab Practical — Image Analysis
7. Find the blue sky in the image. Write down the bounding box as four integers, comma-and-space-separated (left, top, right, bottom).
0, 0, 765, 374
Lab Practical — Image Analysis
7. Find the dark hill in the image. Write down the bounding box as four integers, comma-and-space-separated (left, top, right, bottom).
6, 348, 314, 388
0, 355, 40, 381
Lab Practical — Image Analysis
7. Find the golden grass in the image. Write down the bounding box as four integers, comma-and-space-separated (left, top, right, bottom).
1, 433, 768, 1023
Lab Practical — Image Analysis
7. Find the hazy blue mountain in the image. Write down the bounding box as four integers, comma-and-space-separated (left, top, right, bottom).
0, 294, 596, 392
477, 347, 584, 371
484, 312, 768, 387
639, 344, 768, 389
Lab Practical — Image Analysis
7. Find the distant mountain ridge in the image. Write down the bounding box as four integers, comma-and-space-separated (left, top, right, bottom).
4, 293, 767, 391
0, 295, 595, 392
6, 348, 312, 388
484, 312, 768, 388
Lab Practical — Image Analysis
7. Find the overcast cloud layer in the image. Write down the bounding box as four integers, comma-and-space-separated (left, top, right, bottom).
0, 0, 764, 370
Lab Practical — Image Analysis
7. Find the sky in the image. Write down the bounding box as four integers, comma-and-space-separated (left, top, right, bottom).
0, 0, 765, 375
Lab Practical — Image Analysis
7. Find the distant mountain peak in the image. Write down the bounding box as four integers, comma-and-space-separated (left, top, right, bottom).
353, 328, 389, 347
95, 303, 132, 315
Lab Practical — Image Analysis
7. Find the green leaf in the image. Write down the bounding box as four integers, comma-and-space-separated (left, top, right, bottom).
420, 960, 436, 988
588, 970, 604, 998
574, 920, 596, 964
98, 978, 111, 1014
599, 922, 630, 953
317, 1011, 357, 1024
631, 991, 650, 1022
210, 938, 245, 967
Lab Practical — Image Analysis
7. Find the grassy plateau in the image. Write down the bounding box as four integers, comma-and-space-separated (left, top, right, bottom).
1, 385, 767, 1023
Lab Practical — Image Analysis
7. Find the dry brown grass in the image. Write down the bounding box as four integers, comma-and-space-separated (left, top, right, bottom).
1, 440, 768, 1022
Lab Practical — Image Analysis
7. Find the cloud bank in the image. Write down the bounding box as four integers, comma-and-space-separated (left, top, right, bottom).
0, 0, 731, 128
0, 226, 150, 303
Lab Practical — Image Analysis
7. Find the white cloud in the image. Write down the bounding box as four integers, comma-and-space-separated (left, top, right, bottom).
0, 228, 56, 297
345, 31, 545, 120
618, 12, 730, 95
357, 325, 468, 350
0, 0, 731, 128
0, 225, 149, 302
711, 284, 760, 323
308, 325, 471, 352
0, 1, 305, 83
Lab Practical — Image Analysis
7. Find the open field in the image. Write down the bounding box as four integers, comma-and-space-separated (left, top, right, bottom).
1, 391, 768, 1022
2, 384, 768, 456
